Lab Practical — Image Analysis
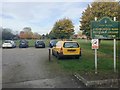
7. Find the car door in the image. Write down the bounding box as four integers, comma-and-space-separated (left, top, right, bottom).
52, 41, 62, 54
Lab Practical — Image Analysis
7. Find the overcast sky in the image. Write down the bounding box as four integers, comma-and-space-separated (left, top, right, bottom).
1, 1, 93, 35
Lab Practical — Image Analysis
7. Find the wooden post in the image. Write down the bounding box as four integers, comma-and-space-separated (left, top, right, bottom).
49, 49, 51, 62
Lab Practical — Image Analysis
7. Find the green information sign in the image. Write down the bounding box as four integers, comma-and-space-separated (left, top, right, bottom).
91, 17, 120, 39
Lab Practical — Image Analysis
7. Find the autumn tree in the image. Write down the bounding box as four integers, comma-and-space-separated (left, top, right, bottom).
49, 30, 57, 39
77, 30, 83, 37
32, 32, 41, 39
19, 27, 42, 39
80, 1, 120, 37
23, 27, 33, 39
19, 31, 25, 39
19, 27, 33, 39
49, 18, 74, 39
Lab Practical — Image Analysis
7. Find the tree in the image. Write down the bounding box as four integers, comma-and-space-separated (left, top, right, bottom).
77, 30, 83, 36
19, 31, 26, 39
50, 18, 74, 39
45, 33, 49, 39
23, 27, 33, 39
2, 28, 15, 40
80, 1, 120, 37
41, 34, 45, 39
19, 27, 33, 39
32, 32, 41, 39
49, 30, 57, 39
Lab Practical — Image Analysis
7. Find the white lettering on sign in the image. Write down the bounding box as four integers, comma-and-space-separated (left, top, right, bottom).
91, 39, 99, 49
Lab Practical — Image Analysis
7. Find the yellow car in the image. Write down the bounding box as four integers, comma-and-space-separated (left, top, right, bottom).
52, 40, 81, 59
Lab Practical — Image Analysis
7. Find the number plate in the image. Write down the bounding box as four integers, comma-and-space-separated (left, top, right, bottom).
67, 49, 76, 51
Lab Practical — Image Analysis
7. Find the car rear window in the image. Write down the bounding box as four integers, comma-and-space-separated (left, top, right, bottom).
63, 42, 79, 48
4, 40, 11, 43
37, 41, 44, 44
21, 41, 26, 43
20, 40, 27, 43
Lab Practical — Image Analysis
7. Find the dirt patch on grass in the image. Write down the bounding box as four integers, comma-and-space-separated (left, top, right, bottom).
78, 71, 118, 81
74, 71, 119, 88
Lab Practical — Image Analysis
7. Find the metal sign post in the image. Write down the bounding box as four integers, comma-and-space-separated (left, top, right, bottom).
114, 39, 116, 72
91, 39, 99, 74
95, 49, 97, 74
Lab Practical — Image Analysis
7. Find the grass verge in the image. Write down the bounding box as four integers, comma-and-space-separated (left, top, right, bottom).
51, 39, 119, 81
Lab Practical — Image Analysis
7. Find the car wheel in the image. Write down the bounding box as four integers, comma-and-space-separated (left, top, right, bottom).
57, 53, 61, 59
52, 50, 54, 56
35, 45, 37, 48
75, 56, 79, 59
43, 45, 45, 48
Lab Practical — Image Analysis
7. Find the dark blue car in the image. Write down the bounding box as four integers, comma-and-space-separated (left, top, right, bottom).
49, 40, 57, 48
35, 40, 45, 48
19, 40, 29, 48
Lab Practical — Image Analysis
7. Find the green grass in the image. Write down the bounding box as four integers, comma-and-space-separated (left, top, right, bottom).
51, 39, 119, 80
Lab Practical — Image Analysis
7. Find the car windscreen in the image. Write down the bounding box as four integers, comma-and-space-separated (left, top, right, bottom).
63, 42, 79, 48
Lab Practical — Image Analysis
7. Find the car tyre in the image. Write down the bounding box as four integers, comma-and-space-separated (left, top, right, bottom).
75, 56, 79, 59
43, 45, 45, 48
57, 53, 61, 59
52, 50, 55, 56
35, 45, 37, 48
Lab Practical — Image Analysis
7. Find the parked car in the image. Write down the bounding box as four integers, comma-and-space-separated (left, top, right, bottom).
35, 40, 45, 48
52, 40, 81, 59
49, 40, 57, 48
11, 40, 16, 48
2, 40, 16, 48
19, 40, 28, 48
